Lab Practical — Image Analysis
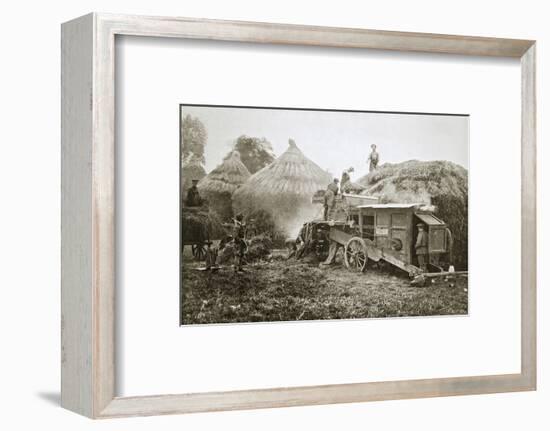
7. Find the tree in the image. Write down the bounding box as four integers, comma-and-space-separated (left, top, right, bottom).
226, 135, 275, 174
181, 114, 207, 164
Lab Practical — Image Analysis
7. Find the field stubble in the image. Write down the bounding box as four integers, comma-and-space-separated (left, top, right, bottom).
181, 255, 468, 325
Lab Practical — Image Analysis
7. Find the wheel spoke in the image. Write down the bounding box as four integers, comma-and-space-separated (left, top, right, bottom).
344, 237, 368, 272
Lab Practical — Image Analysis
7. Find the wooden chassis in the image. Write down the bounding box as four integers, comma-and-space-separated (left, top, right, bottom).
61, 13, 537, 419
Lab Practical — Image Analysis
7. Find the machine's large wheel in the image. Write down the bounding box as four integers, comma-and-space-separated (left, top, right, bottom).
192, 243, 206, 261
344, 237, 368, 272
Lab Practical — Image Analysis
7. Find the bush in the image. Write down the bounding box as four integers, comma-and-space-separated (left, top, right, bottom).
245, 209, 287, 248
201, 190, 234, 222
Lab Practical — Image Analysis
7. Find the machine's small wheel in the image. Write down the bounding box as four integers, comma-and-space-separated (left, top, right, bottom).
344, 237, 368, 272
192, 243, 206, 261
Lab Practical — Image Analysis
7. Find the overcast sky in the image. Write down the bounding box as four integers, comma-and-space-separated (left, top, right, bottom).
180, 105, 469, 179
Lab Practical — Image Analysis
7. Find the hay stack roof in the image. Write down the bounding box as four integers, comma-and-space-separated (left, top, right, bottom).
198, 151, 251, 194
234, 139, 331, 199
358, 160, 468, 202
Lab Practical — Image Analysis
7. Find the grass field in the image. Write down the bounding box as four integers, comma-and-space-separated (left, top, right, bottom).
180, 255, 468, 325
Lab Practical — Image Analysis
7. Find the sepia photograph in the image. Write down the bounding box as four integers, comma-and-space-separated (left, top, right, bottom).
180, 105, 469, 325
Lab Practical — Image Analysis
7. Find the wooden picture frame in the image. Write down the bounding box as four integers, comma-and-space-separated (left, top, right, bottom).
61, 12, 536, 418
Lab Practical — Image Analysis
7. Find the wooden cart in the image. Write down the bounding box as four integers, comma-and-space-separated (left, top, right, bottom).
181, 237, 212, 261
181, 207, 213, 261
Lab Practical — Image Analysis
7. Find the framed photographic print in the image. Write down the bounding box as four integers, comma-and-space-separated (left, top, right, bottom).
61, 13, 536, 418
179, 104, 470, 325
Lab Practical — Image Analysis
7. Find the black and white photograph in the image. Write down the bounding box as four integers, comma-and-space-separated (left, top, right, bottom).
3, 1, 545, 426
180, 105, 469, 325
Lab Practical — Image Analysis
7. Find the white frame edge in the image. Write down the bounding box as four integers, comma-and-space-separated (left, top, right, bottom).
61, 12, 536, 419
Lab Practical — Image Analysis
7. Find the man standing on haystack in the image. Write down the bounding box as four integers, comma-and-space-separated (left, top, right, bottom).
324, 178, 339, 220
186, 179, 202, 207
368, 144, 380, 172
415, 223, 429, 272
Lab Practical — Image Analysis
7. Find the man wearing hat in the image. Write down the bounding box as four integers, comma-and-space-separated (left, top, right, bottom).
340, 169, 351, 194
367, 144, 379, 172
323, 178, 339, 220
415, 223, 429, 272
186, 179, 202, 207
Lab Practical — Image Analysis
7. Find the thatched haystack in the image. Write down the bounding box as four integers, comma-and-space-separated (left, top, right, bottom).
198, 151, 251, 221
233, 139, 332, 237
181, 155, 206, 196
358, 160, 468, 270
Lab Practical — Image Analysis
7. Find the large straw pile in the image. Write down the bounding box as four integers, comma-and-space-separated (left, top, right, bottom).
181, 206, 224, 244
218, 234, 273, 264
233, 139, 332, 237
359, 160, 468, 269
198, 151, 251, 221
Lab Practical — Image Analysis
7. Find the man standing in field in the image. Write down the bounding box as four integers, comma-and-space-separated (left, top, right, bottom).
367, 144, 379, 172
415, 223, 429, 272
324, 178, 339, 220
232, 214, 247, 272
